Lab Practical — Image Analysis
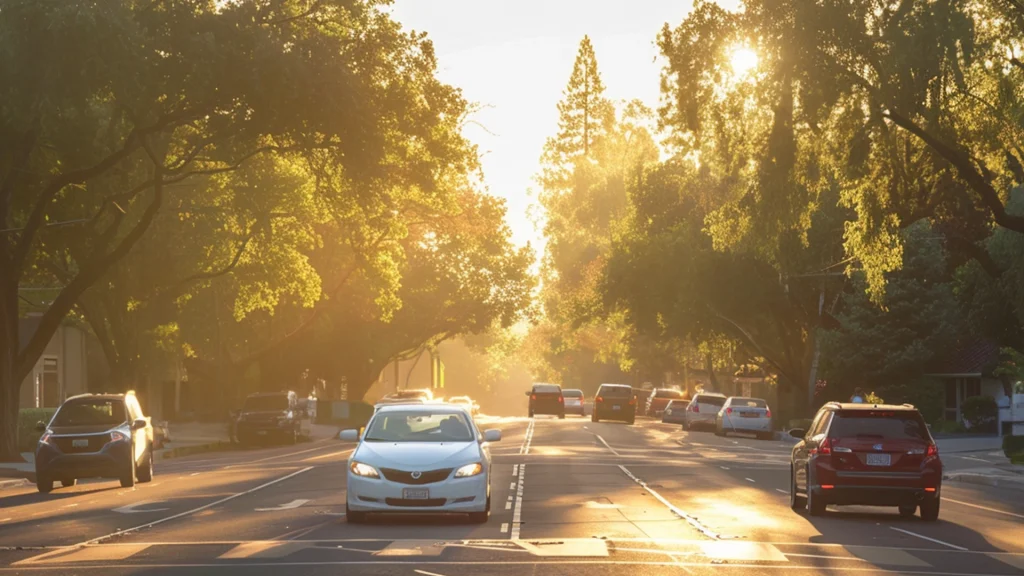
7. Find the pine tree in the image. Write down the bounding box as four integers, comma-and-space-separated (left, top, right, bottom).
544, 36, 615, 167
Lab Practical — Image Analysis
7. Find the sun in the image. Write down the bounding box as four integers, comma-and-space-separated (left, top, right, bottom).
730, 47, 759, 75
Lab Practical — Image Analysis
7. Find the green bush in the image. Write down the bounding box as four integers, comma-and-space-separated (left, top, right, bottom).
1004, 435, 1024, 458
18, 408, 57, 452
961, 396, 998, 433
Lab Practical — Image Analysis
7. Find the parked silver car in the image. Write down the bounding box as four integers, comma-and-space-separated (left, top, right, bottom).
682, 392, 727, 431
715, 397, 773, 440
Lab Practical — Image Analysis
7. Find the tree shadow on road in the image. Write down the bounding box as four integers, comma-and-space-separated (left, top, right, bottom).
805, 507, 1009, 553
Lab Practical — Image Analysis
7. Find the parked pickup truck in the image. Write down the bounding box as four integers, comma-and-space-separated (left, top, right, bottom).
34, 391, 154, 493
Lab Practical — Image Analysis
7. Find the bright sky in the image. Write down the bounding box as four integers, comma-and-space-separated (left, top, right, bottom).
387, 0, 717, 251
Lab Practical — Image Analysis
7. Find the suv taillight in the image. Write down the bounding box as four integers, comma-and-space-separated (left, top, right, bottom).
726, 407, 733, 415
765, 409, 771, 418
558, 396, 564, 403
691, 405, 698, 413
530, 394, 537, 400
926, 443, 938, 458
812, 437, 832, 456
628, 397, 636, 405
595, 396, 603, 403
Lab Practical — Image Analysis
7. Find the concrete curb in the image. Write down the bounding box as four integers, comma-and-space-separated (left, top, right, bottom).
0, 478, 28, 489
942, 472, 1024, 491
154, 440, 232, 462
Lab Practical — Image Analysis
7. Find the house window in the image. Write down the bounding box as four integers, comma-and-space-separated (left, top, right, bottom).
41, 356, 60, 408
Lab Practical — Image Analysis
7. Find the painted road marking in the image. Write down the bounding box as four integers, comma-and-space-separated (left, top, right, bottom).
414, 570, 448, 576
112, 500, 170, 514
254, 499, 310, 512
376, 540, 445, 557
85, 466, 315, 545
744, 478, 755, 483
219, 542, 310, 559
500, 523, 509, 533
512, 464, 519, 476
505, 501, 512, 510
15, 544, 152, 565
942, 496, 1024, 519
618, 465, 726, 540
775, 489, 788, 494
594, 434, 620, 456
700, 541, 786, 562
511, 464, 526, 539
889, 527, 968, 551
302, 449, 354, 462
845, 545, 930, 567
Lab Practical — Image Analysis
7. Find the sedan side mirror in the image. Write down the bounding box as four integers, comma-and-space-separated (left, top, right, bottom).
131, 418, 148, 431
35, 421, 46, 432
483, 429, 502, 443
789, 428, 807, 439
339, 429, 360, 442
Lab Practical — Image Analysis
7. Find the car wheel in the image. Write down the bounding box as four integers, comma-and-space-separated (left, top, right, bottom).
715, 424, 725, 437
789, 467, 806, 511
919, 496, 940, 522
898, 504, 917, 518
60, 477, 77, 488
36, 474, 53, 494
120, 458, 136, 488
807, 484, 826, 516
137, 448, 154, 483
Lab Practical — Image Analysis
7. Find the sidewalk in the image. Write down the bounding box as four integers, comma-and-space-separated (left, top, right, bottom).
934, 435, 1004, 454
0, 421, 342, 484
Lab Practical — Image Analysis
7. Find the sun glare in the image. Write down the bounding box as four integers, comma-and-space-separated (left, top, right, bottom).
730, 47, 759, 75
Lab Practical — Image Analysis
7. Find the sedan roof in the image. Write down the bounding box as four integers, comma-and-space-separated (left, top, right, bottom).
374, 403, 467, 414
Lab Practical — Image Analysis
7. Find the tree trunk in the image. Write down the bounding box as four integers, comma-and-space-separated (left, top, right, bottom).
0, 275, 24, 462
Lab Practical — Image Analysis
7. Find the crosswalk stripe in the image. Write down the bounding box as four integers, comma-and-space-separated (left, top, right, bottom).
375, 540, 446, 557
15, 544, 151, 565
845, 546, 930, 567
699, 541, 787, 562
218, 541, 311, 559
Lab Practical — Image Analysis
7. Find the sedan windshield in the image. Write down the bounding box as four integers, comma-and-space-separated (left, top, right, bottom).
52, 399, 126, 427
364, 411, 474, 442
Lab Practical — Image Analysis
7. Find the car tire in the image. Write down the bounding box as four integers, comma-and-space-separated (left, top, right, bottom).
36, 474, 53, 494
60, 478, 77, 488
789, 467, 806, 511
137, 448, 154, 483
715, 424, 726, 437
898, 504, 917, 518
919, 497, 940, 522
807, 485, 826, 516
120, 458, 136, 489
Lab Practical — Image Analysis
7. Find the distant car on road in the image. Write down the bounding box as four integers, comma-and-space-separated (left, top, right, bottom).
715, 397, 773, 440
341, 403, 502, 523
682, 392, 727, 431
236, 391, 305, 445
789, 402, 942, 521
34, 391, 154, 493
448, 395, 479, 416
646, 388, 685, 417
592, 383, 636, 424
562, 389, 585, 416
527, 383, 565, 419
661, 400, 688, 424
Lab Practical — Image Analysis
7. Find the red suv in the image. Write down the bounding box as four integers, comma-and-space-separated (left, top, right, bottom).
789, 402, 942, 521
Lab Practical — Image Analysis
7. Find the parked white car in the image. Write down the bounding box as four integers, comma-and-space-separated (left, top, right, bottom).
682, 392, 727, 431
715, 397, 773, 440
341, 404, 501, 523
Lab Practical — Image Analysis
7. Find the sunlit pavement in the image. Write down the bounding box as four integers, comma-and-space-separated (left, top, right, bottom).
1, 417, 1022, 575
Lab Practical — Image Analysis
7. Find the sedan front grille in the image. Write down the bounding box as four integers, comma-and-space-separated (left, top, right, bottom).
384, 498, 447, 507
380, 468, 453, 485
53, 434, 110, 453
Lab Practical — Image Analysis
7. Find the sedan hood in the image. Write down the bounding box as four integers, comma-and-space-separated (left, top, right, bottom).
355, 441, 480, 468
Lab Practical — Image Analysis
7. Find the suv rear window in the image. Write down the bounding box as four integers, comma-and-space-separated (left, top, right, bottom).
830, 411, 929, 441
730, 398, 767, 408
655, 389, 683, 398
599, 385, 632, 397
562, 390, 583, 397
532, 384, 561, 394
696, 395, 727, 406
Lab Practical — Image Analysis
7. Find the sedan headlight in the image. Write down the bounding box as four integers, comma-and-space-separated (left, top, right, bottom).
350, 461, 380, 478
454, 462, 483, 478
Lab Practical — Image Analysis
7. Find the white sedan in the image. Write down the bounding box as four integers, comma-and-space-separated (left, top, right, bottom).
715, 397, 773, 440
341, 404, 501, 523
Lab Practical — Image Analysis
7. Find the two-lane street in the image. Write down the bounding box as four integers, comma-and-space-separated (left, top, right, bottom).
1, 416, 1021, 575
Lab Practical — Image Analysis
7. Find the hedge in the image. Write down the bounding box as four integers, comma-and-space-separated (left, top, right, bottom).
18, 408, 57, 452
1004, 435, 1024, 459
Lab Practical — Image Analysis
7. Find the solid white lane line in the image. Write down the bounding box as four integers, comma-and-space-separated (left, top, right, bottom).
594, 434, 620, 456
955, 455, 990, 463
775, 489, 788, 494
510, 464, 526, 539
618, 465, 723, 540
302, 448, 354, 462
889, 527, 968, 551
85, 466, 315, 545
720, 466, 729, 470
942, 497, 1024, 519
235, 444, 338, 465
414, 570, 447, 576
744, 478, 755, 483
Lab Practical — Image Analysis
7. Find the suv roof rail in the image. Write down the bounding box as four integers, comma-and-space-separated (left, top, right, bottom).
825, 401, 842, 408
902, 403, 915, 408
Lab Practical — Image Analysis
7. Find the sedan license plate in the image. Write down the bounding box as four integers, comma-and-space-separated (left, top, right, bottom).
741, 412, 758, 418
611, 405, 621, 411
403, 488, 429, 500
866, 453, 891, 466
72, 439, 89, 448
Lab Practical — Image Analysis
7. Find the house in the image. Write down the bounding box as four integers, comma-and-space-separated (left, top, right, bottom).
19, 315, 89, 408
925, 340, 1022, 434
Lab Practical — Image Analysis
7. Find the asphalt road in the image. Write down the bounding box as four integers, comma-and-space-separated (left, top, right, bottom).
0, 416, 1022, 576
